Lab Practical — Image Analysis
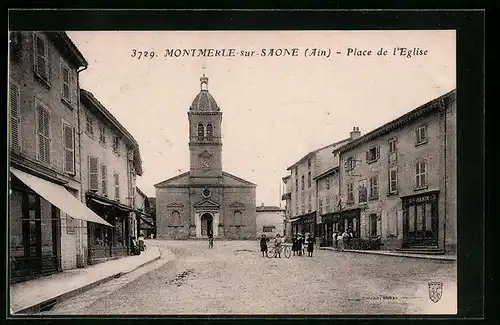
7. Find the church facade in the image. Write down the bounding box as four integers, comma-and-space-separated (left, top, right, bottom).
155, 75, 257, 240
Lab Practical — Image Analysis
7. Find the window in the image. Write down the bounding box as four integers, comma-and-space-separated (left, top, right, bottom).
389, 168, 398, 194
99, 123, 106, 145
234, 210, 243, 225
85, 113, 93, 136
345, 156, 356, 171
113, 136, 119, 154
61, 62, 71, 102
171, 211, 181, 226
319, 199, 323, 214
366, 146, 380, 163
295, 179, 298, 192
389, 138, 397, 153
206, 124, 213, 141
9, 81, 21, 151
301, 193, 305, 214
307, 171, 311, 188
101, 164, 108, 196
197, 123, 204, 141
263, 226, 275, 233
358, 179, 367, 204
369, 176, 379, 200
369, 214, 378, 237
301, 175, 305, 190
34, 33, 49, 82
36, 101, 51, 164
307, 194, 312, 212
114, 173, 120, 201
347, 183, 354, 203
325, 197, 331, 213
62, 123, 75, 174
416, 160, 427, 188
416, 125, 428, 144
307, 159, 311, 169
88, 156, 99, 191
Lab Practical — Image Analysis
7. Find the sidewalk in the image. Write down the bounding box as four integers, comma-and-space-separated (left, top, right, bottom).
10, 244, 161, 315
319, 247, 456, 261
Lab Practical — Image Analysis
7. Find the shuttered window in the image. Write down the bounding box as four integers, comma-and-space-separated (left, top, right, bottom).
85, 113, 93, 136
36, 101, 51, 164
101, 164, 108, 196
88, 156, 99, 191
114, 173, 120, 201
9, 81, 21, 151
61, 62, 71, 101
62, 123, 75, 174
113, 136, 119, 154
34, 33, 49, 81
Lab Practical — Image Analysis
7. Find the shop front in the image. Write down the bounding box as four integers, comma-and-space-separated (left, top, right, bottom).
86, 194, 135, 265
338, 208, 361, 238
9, 167, 112, 284
321, 213, 340, 246
289, 212, 316, 238
401, 190, 439, 248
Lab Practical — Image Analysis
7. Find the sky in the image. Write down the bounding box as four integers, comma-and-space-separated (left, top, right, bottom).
67, 30, 456, 207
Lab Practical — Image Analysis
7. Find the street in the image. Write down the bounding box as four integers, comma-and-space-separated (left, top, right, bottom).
44, 240, 457, 315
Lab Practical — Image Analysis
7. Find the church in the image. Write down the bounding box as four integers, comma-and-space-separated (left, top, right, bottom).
155, 74, 257, 240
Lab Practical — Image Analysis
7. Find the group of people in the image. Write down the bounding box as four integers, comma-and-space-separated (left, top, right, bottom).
292, 233, 315, 257
332, 228, 354, 251
259, 233, 284, 257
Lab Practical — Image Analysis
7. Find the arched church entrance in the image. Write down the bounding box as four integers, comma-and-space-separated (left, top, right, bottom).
200, 213, 213, 237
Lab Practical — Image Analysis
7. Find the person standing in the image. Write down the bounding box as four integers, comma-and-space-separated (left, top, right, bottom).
333, 231, 340, 251
292, 234, 298, 256
260, 234, 269, 257
274, 234, 282, 258
208, 231, 214, 249
307, 234, 315, 257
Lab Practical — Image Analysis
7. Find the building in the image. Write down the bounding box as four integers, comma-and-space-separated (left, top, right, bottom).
79, 89, 144, 264
135, 187, 154, 238
145, 197, 157, 239
335, 90, 456, 254
285, 137, 350, 240
281, 175, 292, 239
8, 32, 112, 283
256, 204, 285, 239
155, 75, 257, 239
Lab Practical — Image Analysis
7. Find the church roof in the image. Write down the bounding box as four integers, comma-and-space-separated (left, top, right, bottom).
190, 90, 220, 112
154, 170, 256, 188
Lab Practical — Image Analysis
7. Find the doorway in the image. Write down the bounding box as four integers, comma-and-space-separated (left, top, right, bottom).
201, 213, 213, 237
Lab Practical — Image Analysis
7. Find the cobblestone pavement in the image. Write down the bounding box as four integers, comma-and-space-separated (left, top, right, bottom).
44, 240, 457, 315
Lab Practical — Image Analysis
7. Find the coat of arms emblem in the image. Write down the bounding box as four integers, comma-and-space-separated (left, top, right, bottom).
428, 281, 443, 303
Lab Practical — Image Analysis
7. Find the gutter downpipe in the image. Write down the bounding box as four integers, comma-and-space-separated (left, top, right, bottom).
76, 64, 88, 268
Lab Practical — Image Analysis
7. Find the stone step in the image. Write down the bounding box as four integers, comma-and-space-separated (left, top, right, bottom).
395, 248, 445, 255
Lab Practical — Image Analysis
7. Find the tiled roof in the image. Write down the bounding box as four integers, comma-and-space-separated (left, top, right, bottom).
256, 206, 285, 212
190, 90, 220, 112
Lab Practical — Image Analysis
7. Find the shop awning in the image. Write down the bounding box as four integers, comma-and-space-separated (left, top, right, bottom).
10, 167, 113, 227
289, 217, 302, 223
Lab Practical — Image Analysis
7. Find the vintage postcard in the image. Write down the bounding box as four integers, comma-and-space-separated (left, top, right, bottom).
9, 27, 459, 316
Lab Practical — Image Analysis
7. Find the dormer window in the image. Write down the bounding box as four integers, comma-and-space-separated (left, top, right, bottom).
197, 123, 204, 141
206, 124, 213, 141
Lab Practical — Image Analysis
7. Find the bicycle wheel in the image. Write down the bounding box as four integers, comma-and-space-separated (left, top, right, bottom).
267, 247, 276, 258
284, 246, 291, 258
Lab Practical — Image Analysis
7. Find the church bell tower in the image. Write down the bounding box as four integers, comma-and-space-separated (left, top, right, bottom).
188, 74, 223, 180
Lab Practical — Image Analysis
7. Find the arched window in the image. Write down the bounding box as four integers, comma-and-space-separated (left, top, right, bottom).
206, 124, 213, 141
171, 210, 181, 226
197, 123, 204, 141
234, 210, 242, 226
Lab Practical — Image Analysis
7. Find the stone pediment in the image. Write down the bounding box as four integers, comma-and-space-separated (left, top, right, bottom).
229, 201, 245, 209
193, 199, 220, 208
167, 202, 184, 208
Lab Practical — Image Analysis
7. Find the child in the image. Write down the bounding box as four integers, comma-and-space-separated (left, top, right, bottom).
260, 234, 269, 257
274, 234, 282, 258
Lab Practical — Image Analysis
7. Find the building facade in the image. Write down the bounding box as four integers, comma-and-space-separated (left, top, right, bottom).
256, 204, 286, 239
155, 75, 257, 240
8, 32, 113, 283
336, 90, 456, 254
281, 175, 292, 239
79, 89, 144, 265
136, 187, 154, 238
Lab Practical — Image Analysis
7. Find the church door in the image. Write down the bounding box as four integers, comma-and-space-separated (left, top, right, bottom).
201, 213, 213, 236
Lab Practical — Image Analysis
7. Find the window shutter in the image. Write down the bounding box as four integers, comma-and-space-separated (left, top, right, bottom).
101, 165, 108, 196
9, 82, 21, 151
376, 146, 380, 159
34, 33, 48, 80
89, 156, 99, 191
114, 173, 120, 200
37, 105, 50, 163
366, 151, 369, 162
63, 124, 75, 174
71, 70, 77, 106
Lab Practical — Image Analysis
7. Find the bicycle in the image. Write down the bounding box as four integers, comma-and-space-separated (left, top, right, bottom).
267, 244, 292, 258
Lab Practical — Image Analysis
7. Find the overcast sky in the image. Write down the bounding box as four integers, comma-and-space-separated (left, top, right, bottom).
67, 30, 456, 206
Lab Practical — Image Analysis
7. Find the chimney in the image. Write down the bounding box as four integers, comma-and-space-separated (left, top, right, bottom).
350, 126, 361, 140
